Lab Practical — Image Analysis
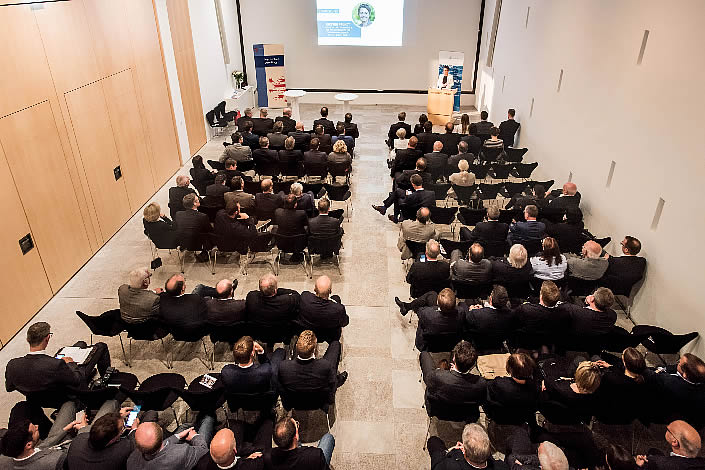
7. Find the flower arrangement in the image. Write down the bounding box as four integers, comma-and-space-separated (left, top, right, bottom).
232, 70, 244, 89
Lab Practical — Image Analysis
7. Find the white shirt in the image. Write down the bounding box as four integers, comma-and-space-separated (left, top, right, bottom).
437, 73, 454, 89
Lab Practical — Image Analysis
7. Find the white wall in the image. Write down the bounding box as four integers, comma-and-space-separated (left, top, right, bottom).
477, 0, 705, 355
219, 0, 243, 79
238, 0, 482, 106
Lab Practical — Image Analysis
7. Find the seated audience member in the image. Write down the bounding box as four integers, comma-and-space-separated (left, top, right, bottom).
427, 424, 504, 470
265, 417, 334, 470
600, 235, 647, 295
220, 159, 248, 190
236, 107, 254, 131
505, 433, 569, 470
254, 178, 283, 221
332, 123, 355, 153
251, 108, 274, 136
561, 287, 616, 335
394, 157, 433, 190
252, 137, 279, 177
143, 202, 178, 248
273, 193, 308, 261
461, 132, 483, 157
313, 106, 336, 136
241, 121, 260, 149
513, 281, 568, 339
204, 279, 246, 326
505, 184, 548, 211
5, 322, 111, 395
275, 107, 296, 134
297, 276, 349, 341
308, 199, 343, 256
438, 121, 461, 156
449, 158, 476, 188
486, 353, 539, 417
645, 353, 705, 424
406, 240, 450, 298
289, 182, 315, 218
266, 121, 287, 149
424, 141, 449, 182
288, 121, 311, 151
390, 136, 421, 176
119, 267, 161, 324
168, 175, 196, 219
373, 174, 436, 223
245, 274, 300, 328
507, 205, 546, 247
220, 132, 253, 163
414, 288, 464, 350
447, 140, 473, 171
470, 110, 494, 137
394, 286, 465, 320
635, 419, 705, 469
450, 242, 492, 283
499, 108, 520, 149
420, 341, 486, 405
303, 137, 328, 175
313, 124, 333, 154
593, 347, 647, 415
463, 285, 514, 335
277, 330, 348, 405
393, 127, 408, 151
547, 182, 581, 210
337, 112, 359, 139
397, 207, 438, 260
327, 139, 352, 169
543, 208, 586, 255
387, 111, 412, 149
491, 244, 533, 286
214, 201, 258, 252
128, 421, 211, 470
278, 136, 304, 174
540, 361, 601, 422
529, 237, 567, 281
206, 173, 229, 199
416, 120, 437, 154
413, 113, 428, 136
566, 240, 609, 280
483, 126, 505, 150
159, 274, 208, 332
197, 427, 266, 470
174, 193, 212, 261
1, 403, 86, 470
221, 336, 285, 394
225, 176, 256, 213
460, 206, 509, 248
191, 155, 216, 194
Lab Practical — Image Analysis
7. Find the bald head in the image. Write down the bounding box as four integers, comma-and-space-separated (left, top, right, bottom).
583, 240, 602, 259
562, 182, 577, 196
668, 420, 701, 457
295, 121, 304, 131
134, 422, 163, 456
165, 274, 185, 296
433, 141, 443, 152
210, 429, 237, 466
417, 207, 430, 223
314, 275, 332, 299
215, 279, 234, 299
176, 175, 190, 187
259, 273, 278, 296
537, 441, 569, 470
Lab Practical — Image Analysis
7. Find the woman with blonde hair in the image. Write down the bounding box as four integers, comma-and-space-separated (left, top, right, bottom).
540, 360, 601, 424
143, 202, 178, 248
393, 127, 408, 151
328, 139, 352, 165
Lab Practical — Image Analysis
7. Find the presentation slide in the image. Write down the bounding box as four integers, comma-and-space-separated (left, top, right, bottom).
316, 0, 404, 47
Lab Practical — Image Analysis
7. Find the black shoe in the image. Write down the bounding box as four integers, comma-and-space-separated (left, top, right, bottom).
232, 279, 238, 292
317, 188, 327, 199
394, 296, 409, 316
387, 214, 398, 223
372, 205, 386, 215
336, 371, 348, 387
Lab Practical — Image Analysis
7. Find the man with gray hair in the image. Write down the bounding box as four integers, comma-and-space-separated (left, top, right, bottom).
276, 107, 296, 134
406, 239, 450, 298
565, 240, 608, 280
289, 182, 315, 217
118, 268, 162, 324
427, 423, 506, 469
168, 174, 195, 219
236, 107, 254, 130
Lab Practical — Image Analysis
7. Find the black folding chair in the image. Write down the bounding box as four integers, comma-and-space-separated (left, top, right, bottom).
503, 181, 529, 198
423, 396, 480, 449
208, 159, 226, 171
489, 164, 513, 181
451, 184, 479, 207
480, 146, 503, 163
511, 162, 539, 180
69, 372, 139, 412
206, 110, 227, 137
405, 240, 427, 260
428, 183, 452, 205
241, 232, 275, 275
123, 320, 170, 367
420, 332, 461, 353
327, 161, 351, 185
308, 233, 343, 278
273, 233, 309, 276
429, 206, 457, 238
439, 239, 472, 259
280, 388, 335, 431
469, 164, 491, 180
323, 184, 353, 220
121, 373, 186, 425
498, 209, 523, 225
304, 161, 328, 182
457, 207, 486, 226
225, 390, 278, 416
451, 280, 492, 302
175, 374, 226, 422
167, 325, 214, 370
505, 148, 528, 163
75, 309, 125, 351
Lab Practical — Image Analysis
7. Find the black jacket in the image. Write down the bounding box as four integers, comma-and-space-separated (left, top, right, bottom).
467, 221, 510, 247
395, 169, 433, 190
460, 134, 482, 155
6, 353, 84, 394
416, 131, 439, 154
390, 148, 423, 176
174, 209, 212, 250
143, 216, 178, 249
463, 306, 515, 336
438, 133, 461, 156
168, 186, 196, 218
252, 148, 279, 175
159, 293, 208, 331
559, 303, 616, 336
251, 117, 274, 136
245, 288, 300, 326
420, 351, 487, 405
543, 221, 586, 255
513, 303, 569, 337
275, 116, 297, 134
205, 298, 246, 326
308, 214, 342, 237
242, 131, 260, 149
499, 119, 520, 147
406, 259, 450, 298
336, 121, 359, 138
398, 189, 437, 219
221, 351, 276, 395
599, 256, 646, 296
277, 341, 341, 405
297, 291, 349, 331
315, 133, 333, 154
288, 130, 311, 151
274, 208, 308, 236
66, 432, 135, 470
313, 118, 336, 136
431, 448, 507, 470
255, 192, 284, 221
264, 446, 328, 470
388, 121, 412, 146
490, 258, 532, 285
486, 377, 539, 416
206, 183, 229, 198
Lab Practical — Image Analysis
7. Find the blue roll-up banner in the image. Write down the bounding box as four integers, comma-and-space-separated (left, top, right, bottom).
253, 44, 287, 108
438, 50, 464, 112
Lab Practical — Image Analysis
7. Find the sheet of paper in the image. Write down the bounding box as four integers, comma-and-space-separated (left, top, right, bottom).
58, 346, 93, 364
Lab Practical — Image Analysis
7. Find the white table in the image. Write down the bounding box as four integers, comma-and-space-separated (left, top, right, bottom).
334, 93, 359, 115
283, 89, 307, 122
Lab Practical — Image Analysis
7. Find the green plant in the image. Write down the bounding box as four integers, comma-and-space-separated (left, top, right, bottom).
232, 70, 244, 82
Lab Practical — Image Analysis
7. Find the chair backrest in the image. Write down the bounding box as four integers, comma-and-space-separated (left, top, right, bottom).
421, 331, 461, 353
451, 280, 492, 301
520, 239, 543, 258
457, 207, 486, 226
490, 164, 513, 179
439, 240, 472, 258
205, 110, 217, 126
498, 209, 522, 225
512, 162, 539, 179
76, 309, 125, 337
480, 240, 509, 258
169, 324, 210, 342
503, 181, 529, 198
210, 233, 248, 255
327, 161, 351, 178
530, 179, 555, 192
429, 206, 457, 225
274, 233, 308, 254
238, 160, 256, 172
452, 184, 478, 206
478, 183, 502, 200
429, 183, 451, 202
505, 148, 528, 163
308, 234, 343, 255
600, 325, 644, 353
538, 207, 565, 224
426, 395, 480, 423
280, 387, 332, 412
304, 160, 328, 179
483, 398, 536, 425
248, 232, 274, 254
481, 146, 502, 163
405, 240, 427, 259
208, 159, 225, 171
566, 276, 598, 297
125, 320, 168, 341
504, 280, 532, 300
323, 184, 351, 201
197, 203, 222, 223
469, 164, 491, 179
225, 390, 277, 413
247, 322, 294, 345
209, 322, 247, 344
177, 387, 225, 413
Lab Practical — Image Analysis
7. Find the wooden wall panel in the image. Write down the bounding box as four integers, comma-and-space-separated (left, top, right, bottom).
65, 83, 132, 242
0, 144, 53, 345
0, 102, 92, 291
166, 0, 207, 156
82, 0, 134, 78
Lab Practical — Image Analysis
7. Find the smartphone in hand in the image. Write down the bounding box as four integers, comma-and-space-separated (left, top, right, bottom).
125, 405, 141, 427
75, 410, 85, 422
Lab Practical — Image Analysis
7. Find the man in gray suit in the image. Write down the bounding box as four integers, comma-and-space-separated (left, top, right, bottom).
566, 240, 608, 280
118, 268, 162, 324
450, 243, 492, 283
397, 207, 439, 260
220, 132, 252, 163
224, 176, 255, 213
127, 421, 211, 470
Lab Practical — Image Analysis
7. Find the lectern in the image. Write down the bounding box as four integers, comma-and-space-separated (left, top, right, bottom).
427, 88, 455, 126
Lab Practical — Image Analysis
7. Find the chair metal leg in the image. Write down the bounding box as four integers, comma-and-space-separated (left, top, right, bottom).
118, 334, 130, 367
335, 254, 342, 275
162, 337, 172, 369
423, 417, 431, 450
171, 405, 179, 426
180, 250, 186, 273
326, 411, 331, 431
211, 250, 217, 275
202, 338, 214, 370
128, 338, 133, 366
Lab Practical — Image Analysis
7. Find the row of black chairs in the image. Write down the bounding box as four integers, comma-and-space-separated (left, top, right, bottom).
205, 101, 236, 137
432, 179, 555, 207
207, 158, 351, 185
428, 161, 539, 184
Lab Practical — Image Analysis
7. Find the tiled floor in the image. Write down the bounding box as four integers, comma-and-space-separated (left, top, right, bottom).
0, 104, 668, 468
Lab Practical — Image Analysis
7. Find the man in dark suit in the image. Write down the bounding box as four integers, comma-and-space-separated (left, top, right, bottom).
206, 173, 228, 199
645, 353, 705, 426
425, 141, 449, 183
420, 340, 486, 406
337, 112, 359, 139
507, 204, 545, 247
204, 279, 246, 326
313, 106, 336, 136
254, 178, 284, 221
461, 133, 483, 156
387, 111, 412, 149
277, 330, 347, 405
236, 108, 254, 131
251, 108, 274, 136
394, 158, 433, 190
427, 423, 506, 470
221, 335, 284, 394
174, 193, 213, 261
469, 110, 494, 138
560, 287, 616, 335
159, 274, 208, 331
303, 137, 328, 179
438, 121, 461, 156
373, 174, 436, 223
264, 417, 334, 470
390, 136, 422, 176
297, 276, 349, 342
460, 206, 509, 255
252, 137, 279, 177
168, 175, 196, 219
313, 125, 332, 154
513, 281, 569, 342
245, 273, 300, 328
274, 194, 308, 237
411, 288, 463, 351
5, 321, 111, 397
288, 121, 311, 151
241, 121, 260, 150
213, 201, 259, 255
220, 159, 249, 191
450, 243, 492, 283
416, 120, 439, 154
543, 208, 586, 254
447, 141, 473, 173
275, 107, 297, 134
635, 420, 705, 469
462, 285, 514, 335
290, 182, 316, 218
406, 240, 450, 298
600, 235, 646, 296
547, 182, 581, 210
499, 108, 520, 149
308, 198, 343, 238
